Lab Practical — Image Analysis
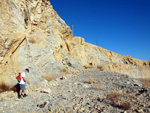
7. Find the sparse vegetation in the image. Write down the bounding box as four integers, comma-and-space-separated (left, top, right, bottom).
61, 68, 67, 73
108, 65, 111, 69
0, 97, 3, 101
91, 81, 103, 90
107, 92, 121, 105
89, 77, 93, 84
120, 102, 131, 110
83, 65, 93, 69
42, 74, 56, 82
0, 83, 10, 93
97, 65, 104, 71
29, 38, 36, 44
107, 92, 131, 110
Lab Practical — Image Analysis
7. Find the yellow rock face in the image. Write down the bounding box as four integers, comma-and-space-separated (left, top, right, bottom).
0, 0, 149, 85
68, 37, 150, 78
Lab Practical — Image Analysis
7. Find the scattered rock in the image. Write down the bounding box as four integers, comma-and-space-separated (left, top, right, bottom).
0, 67, 150, 113
60, 76, 66, 80
41, 89, 51, 94
73, 105, 77, 110
37, 102, 47, 108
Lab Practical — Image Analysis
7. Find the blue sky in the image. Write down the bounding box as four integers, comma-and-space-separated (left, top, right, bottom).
50, 0, 150, 60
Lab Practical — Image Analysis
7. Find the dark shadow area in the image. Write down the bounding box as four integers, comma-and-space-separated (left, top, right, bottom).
0, 83, 10, 93
10, 84, 20, 97
0, 83, 20, 97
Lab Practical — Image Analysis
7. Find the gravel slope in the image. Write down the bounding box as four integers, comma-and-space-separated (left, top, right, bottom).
0, 70, 150, 113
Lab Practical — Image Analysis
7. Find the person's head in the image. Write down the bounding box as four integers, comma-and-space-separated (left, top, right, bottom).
25, 68, 29, 73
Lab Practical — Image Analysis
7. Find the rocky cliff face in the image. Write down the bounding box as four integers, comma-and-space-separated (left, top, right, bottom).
0, 0, 150, 85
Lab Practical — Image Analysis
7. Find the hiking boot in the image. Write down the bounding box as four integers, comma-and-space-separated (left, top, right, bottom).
18, 95, 22, 99
23, 94, 28, 97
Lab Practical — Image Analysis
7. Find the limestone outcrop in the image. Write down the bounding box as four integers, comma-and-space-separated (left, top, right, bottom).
0, 0, 149, 85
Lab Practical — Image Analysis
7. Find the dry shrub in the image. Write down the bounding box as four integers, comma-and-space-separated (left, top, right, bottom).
83, 65, 92, 69
142, 79, 150, 88
92, 81, 103, 90
120, 102, 131, 110
108, 65, 111, 69
0, 83, 10, 93
89, 77, 93, 84
0, 75, 10, 93
0, 97, 3, 101
61, 68, 67, 73
29, 38, 36, 44
107, 92, 121, 105
7, 91, 14, 98
97, 65, 104, 71
42, 74, 56, 82
107, 92, 131, 110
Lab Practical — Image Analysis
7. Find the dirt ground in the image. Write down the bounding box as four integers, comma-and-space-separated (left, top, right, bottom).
0, 70, 150, 113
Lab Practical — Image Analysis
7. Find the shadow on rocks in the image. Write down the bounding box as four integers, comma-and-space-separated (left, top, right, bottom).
10, 84, 20, 97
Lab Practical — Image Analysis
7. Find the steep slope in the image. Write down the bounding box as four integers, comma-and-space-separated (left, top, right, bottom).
0, 0, 149, 86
